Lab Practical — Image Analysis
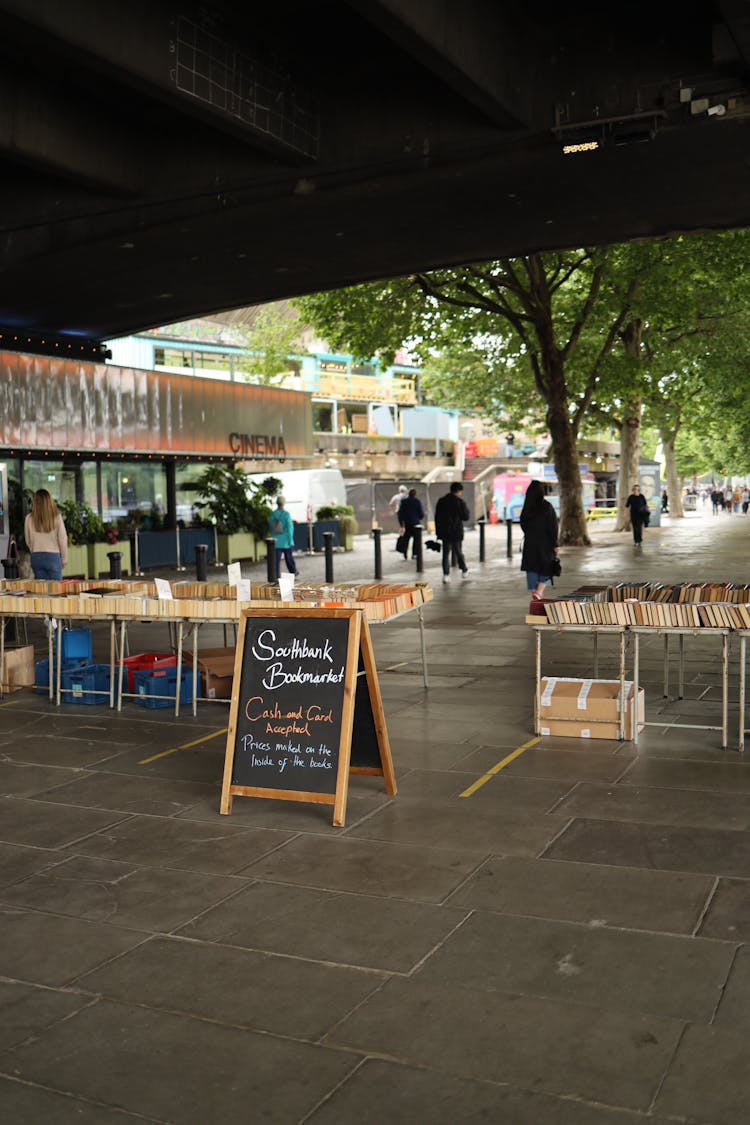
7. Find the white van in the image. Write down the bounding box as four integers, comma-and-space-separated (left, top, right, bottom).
245, 469, 347, 523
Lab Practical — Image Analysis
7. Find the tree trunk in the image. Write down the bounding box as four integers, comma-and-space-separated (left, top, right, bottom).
615, 400, 642, 531
661, 434, 683, 518
547, 386, 590, 546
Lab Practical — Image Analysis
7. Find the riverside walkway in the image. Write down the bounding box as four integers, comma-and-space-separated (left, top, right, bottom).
2, 504, 750, 1123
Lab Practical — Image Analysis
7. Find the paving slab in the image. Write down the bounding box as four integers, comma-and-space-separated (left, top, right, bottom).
544, 817, 750, 878
346, 798, 570, 857
0, 841, 64, 888
241, 833, 485, 901
179, 880, 469, 972
0, 796, 128, 849
620, 756, 750, 793
0, 979, 92, 1051
63, 812, 292, 875
655, 1022, 750, 1124
0, 759, 86, 798
414, 909, 734, 1022
0, 854, 247, 932
78, 933, 383, 1039
448, 854, 715, 933
327, 977, 682, 1112
306, 1058, 676, 1125
0, 907, 145, 985
552, 780, 750, 830
33, 771, 219, 817
4, 998, 358, 1125
0, 1079, 146, 1124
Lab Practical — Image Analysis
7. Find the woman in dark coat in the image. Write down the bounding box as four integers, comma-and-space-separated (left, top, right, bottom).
520, 479, 559, 599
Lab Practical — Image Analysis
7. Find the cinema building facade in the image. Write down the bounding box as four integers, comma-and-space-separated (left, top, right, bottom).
0, 349, 312, 557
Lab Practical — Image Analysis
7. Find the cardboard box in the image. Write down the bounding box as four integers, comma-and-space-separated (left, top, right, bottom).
184, 647, 236, 700
1, 644, 36, 693
535, 677, 645, 740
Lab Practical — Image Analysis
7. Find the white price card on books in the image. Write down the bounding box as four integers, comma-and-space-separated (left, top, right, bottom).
278, 574, 295, 602
154, 578, 173, 600
236, 578, 251, 602
227, 562, 241, 587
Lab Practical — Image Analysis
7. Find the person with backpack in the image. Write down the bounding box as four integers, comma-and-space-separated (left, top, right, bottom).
396, 488, 425, 559
434, 481, 471, 583
269, 496, 298, 575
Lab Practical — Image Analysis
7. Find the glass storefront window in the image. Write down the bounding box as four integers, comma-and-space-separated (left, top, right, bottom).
23, 461, 77, 504
175, 463, 207, 526
100, 462, 166, 525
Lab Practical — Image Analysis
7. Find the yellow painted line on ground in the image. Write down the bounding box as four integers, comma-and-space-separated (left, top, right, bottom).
139, 727, 228, 765
0, 698, 21, 708
459, 736, 541, 798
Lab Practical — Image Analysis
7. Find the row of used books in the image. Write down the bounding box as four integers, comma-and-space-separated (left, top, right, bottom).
0, 580, 432, 622
542, 597, 750, 629
574, 581, 750, 604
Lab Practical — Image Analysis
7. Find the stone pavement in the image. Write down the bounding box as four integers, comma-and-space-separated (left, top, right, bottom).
3, 505, 750, 1122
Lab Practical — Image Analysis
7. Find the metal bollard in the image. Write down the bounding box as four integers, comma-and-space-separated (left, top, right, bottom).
323, 531, 334, 583
478, 517, 486, 563
373, 528, 383, 580
265, 538, 277, 582
506, 518, 513, 559
413, 524, 424, 574
107, 551, 122, 579
194, 543, 208, 582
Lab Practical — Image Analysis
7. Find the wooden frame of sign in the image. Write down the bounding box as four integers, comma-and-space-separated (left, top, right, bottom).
220, 607, 396, 826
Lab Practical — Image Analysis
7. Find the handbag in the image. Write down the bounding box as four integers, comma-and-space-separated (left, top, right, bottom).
551, 555, 562, 577
395, 534, 406, 554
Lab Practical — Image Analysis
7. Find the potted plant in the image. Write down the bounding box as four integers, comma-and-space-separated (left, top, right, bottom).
57, 500, 109, 578
195, 465, 281, 564
315, 504, 359, 551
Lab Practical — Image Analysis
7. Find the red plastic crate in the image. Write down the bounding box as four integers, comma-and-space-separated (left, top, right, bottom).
117, 653, 175, 694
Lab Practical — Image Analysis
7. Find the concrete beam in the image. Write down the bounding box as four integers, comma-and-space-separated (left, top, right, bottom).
0, 67, 142, 193
0, 0, 318, 161
347, 0, 537, 129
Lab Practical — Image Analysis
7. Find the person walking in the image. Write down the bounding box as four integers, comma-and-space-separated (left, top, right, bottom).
396, 488, 424, 559
268, 496, 299, 575
434, 481, 470, 583
625, 483, 649, 547
520, 480, 558, 600
24, 488, 68, 580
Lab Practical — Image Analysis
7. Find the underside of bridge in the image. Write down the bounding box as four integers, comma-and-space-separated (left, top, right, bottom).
1, 0, 750, 347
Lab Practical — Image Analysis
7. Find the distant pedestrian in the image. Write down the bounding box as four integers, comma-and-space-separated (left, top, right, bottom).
434, 482, 471, 584
625, 483, 649, 547
711, 488, 723, 515
389, 484, 408, 519
397, 488, 424, 559
24, 488, 68, 580
520, 480, 558, 599
661, 489, 668, 513
268, 497, 298, 575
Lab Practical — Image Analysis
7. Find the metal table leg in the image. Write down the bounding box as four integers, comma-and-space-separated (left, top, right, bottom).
535, 628, 542, 734
722, 632, 729, 749
739, 633, 746, 753
619, 628, 626, 741
175, 620, 183, 717
678, 633, 685, 699
417, 606, 428, 689
117, 619, 126, 711
663, 634, 669, 697
632, 630, 640, 746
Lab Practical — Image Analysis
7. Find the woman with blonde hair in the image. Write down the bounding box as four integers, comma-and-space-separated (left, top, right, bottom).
24, 489, 68, 579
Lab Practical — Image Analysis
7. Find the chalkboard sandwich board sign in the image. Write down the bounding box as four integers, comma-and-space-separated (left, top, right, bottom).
220, 607, 395, 826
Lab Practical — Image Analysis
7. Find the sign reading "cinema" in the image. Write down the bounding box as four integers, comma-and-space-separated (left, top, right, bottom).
229, 432, 287, 458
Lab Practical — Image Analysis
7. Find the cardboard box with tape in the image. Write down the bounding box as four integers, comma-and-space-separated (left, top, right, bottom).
535, 676, 645, 740
183, 647, 236, 699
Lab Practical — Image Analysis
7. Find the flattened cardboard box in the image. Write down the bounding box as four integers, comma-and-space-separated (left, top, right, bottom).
184, 646, 235, 699
1, 644, 35, 692
535, 677, 645, 740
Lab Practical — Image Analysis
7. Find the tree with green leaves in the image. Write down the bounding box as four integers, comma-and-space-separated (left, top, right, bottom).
234, 303, 305, 386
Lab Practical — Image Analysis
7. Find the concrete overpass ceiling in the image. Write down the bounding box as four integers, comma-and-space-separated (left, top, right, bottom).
0, 1, 749, 344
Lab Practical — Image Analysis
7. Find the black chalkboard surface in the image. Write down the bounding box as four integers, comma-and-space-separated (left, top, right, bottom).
221, 608, 396, 826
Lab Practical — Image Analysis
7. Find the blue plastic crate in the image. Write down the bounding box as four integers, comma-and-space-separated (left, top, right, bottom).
133, 665, 192, 709
60, 663, 111, 705
57, 628, 92, 663
35, 657, 88, 695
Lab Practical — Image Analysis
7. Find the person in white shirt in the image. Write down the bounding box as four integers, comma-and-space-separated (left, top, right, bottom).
24, 489, 68, 580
